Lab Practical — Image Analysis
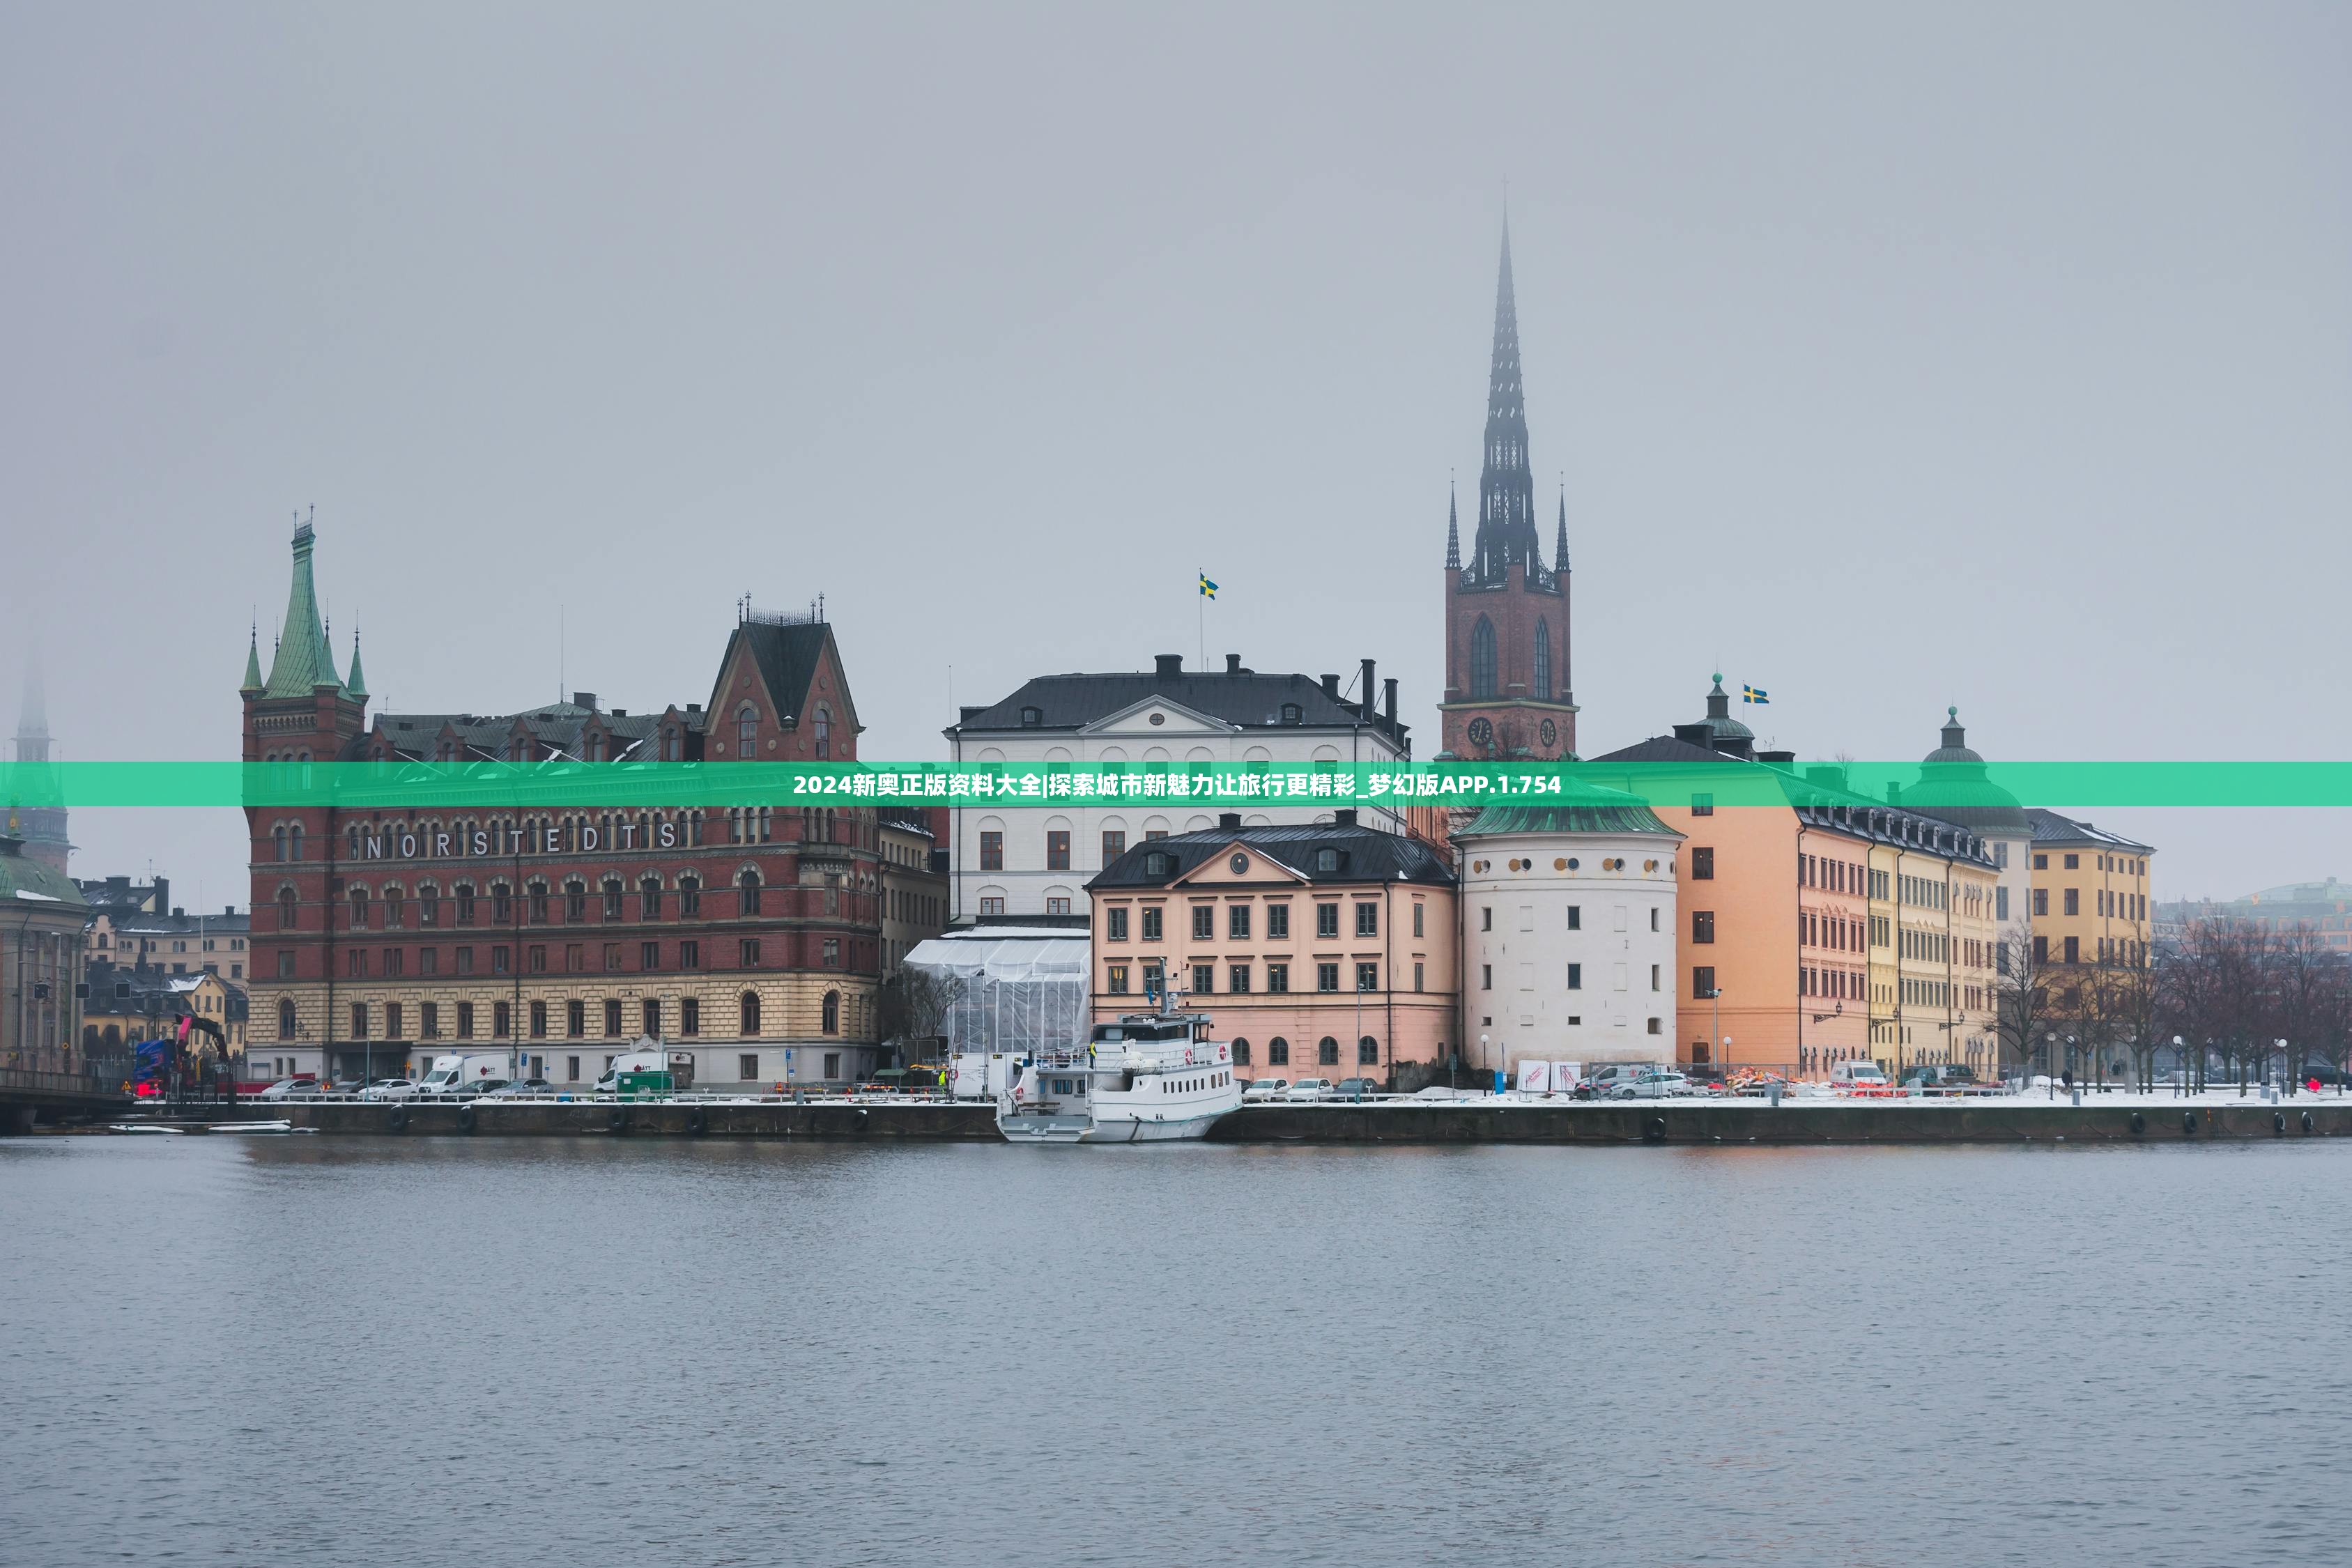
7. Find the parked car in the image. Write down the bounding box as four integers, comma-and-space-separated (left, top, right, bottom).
1900, 1063, 1979, 1091
1286, 1078, 1335, 1102
257, 1077, 316, 1100
358, 1078, 417, 1100
452, 1077, 511, 1099
1611, 1070, 1691, 1099
1241, 1077, 1290, 1103
1332, 1077, 1379, 1100
1583, 1064, 1652, 1098
488, 1077, 556, 1097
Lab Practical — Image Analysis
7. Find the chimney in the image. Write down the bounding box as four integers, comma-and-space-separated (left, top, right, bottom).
1155, 654, 1183, 678
572, 691, 597, 711
224, 905, 236, 917
1360, 659, 1376, 715
1224, 653, 1243, 675
1321, 673, 1340, 698
1332, 808, 1358, 828
172, 907, 185, 918
1383, 677, 1398, 726
1219, 812, 1242, 829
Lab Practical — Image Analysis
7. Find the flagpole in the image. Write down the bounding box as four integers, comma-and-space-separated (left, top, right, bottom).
1197, 569, 1204, 672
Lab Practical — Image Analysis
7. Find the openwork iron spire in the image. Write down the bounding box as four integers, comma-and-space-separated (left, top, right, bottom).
1469, 222, 1546, 587
1443, 484, 1461, 570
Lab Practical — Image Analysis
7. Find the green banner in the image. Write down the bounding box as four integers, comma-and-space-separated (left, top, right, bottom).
6, 759, 2352, 810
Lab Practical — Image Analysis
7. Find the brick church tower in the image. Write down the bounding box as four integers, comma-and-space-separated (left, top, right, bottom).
1438, 224, 1576, 761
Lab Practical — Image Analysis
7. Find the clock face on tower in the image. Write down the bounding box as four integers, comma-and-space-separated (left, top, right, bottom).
1467, 716, 1493, 748
1539, 718, 1558, 749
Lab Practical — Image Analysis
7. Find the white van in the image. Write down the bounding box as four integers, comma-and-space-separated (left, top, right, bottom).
418, 1053, 512, 1096
1829, 1059, 1891, 1091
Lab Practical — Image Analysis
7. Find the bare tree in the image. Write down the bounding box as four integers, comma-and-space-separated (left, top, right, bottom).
1992, 928, 2060, 1084
879, 965, 963, 1053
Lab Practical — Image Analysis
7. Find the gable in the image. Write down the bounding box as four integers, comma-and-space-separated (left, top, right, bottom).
1079, 694, 1238, 739
1170, 841, 1309, 888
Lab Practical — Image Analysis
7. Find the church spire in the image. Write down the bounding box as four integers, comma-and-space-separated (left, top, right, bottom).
344, 627, 368, 700
1555, 486, 1570, 575
240, 622, 263, 694
261, 513, 344, 698
1443, 484, 1460, 570
1470, 221, 1539, 584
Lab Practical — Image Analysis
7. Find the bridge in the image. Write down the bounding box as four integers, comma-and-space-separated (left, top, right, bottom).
0, 1067, 130, 1133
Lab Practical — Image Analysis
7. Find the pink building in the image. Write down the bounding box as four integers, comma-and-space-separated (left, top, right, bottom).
1084, 810, 1461, 1089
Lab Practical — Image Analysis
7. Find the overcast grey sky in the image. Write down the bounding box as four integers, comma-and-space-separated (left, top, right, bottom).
4, 2, 2348, 909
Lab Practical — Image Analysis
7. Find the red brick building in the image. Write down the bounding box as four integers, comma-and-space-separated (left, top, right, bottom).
241, 522, 897, 1088
1438, 226, 1578, 762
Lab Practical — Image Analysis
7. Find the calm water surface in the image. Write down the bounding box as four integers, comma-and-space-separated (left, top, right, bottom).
4, 1133, 2348, 1567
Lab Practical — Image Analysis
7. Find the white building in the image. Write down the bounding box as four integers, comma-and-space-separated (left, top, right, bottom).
944, 652, 1412, 923
1454, 789, 1684, 1083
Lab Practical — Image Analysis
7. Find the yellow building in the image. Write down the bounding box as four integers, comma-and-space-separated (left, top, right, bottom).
1863, 828, 1999, 1076
2024, 810, 2153, 967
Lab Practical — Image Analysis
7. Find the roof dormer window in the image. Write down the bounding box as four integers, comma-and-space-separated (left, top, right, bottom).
1280, 703, 1302, 725
1020, 706, 1043, 728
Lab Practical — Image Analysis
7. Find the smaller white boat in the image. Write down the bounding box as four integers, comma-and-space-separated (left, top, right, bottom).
107, 1124, 183, 1135
209, 1121, 298, 1134
997, 1006, 1243, 1144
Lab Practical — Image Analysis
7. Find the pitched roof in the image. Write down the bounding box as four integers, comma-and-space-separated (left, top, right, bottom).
1457, 784, 1681, 840
2024, 808, 2153, 854
261, 523, 346, 699
955, 667, 1404, 742
1086, 817, 1454, 891
733, 620, 836, 727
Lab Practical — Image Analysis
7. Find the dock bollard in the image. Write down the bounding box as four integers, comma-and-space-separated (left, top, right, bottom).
1768, 1083, 1782, 1107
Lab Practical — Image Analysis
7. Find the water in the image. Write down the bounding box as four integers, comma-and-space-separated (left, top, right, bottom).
5, 1134, 2349, 1567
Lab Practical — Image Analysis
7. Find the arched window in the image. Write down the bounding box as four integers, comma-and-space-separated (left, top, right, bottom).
348, 887, 369, 931
1532, 619, 1551, 702
822, 990, 840, 1034
1232, 1038, 1252, 1066
737, 868, 761, 916
289, 824, 304, 861
1358, 1036, 1379, 1066
814, 705, 831, 759
1470, 616, 1498, 698
640, 877, 662, 919
528, 881, 549, 924
278, 999, 297, 1040
740, 991, 761, 1035
272, 825, 287, 861
1268, 1037, 1290, 1066
277, 887, 298, 932
659, 728, 676, 762
737, 703, 759, 755
418, 883, 440, 928
564, 880, 587, 922
1318, 1036, 1339, 1066
601, 879, 624, 920
679, 874, 701, 917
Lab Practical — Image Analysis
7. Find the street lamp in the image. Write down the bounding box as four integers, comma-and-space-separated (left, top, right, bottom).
2172, 1035, 2184, 1098
1479, 1033, 1491, 1093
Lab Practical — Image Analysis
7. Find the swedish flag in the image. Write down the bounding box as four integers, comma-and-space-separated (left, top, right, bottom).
1199, 571, 1219, 600
1742, 684, 1769, 705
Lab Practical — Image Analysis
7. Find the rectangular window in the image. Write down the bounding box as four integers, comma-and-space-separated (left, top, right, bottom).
1651, 964, 1661, 991
567, 1055, 581, 1082
419, 947, 438, 976
1356, 962, 1378, 992
1481, 963, 1492, 990
978, 831, 1004, 871
1045, 896, 1071, 916
1229, 964, 1251, 994
1267, 963, 1289, 993
1267, 904, 1289, 938
1691, 793, 1714, 816
278, 950, 295, 978
420, 1001, 438, 1038
680, 940, 700, 969
1566, 905, 1581, 931
1101, 829, 1126, 862
1413, 903, 1424, 937
347, 948, 367, 978
823, 1053, 840, 1080
1140, 907, 1163, 941
1046, 831, 1070, 871
740, 938, 762, 968
351, 1001, 369, 1039
565, 944, 584, 973
823, 938, 840, 967
1692, 911, 1715, 944
1317, 962, 1340, 993
456, 1001, 475, 1039
740, 1054, 760, 1081
529, 1001, 548, 1038
385, 1001, 403, 1038
1413, 961, 1424, 992
640, 941, 659, 971
681, 998, 700, 1036
604, 999, 622, 1037
642, 999, 661, 1037
493, 1001, 512, 1038
528, 945, 546, 974
600, 942, 620, 971
1355, 903, 1378, 937
1996, 886, 2009, 921
1192, 905, 1215, 940
1693, 964, 1716, 997
1192, 962, 1215, 995
2032, 888, 2049, 917
1316, 903, 1339, 938
1107, 964, 1129, 994
1691, 847, 1714, 879
1229, 905, 1251, 939
2063, 888, 2080, 916
2064, 935, 2079, 964
1107, 907, 1129, 941
2064, 853, 2079, 870
1142, 962, 1164, 997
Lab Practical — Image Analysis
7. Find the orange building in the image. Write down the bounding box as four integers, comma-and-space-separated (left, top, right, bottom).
1592, 679, 2001, 1078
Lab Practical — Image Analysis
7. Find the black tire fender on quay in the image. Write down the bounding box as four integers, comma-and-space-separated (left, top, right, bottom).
455, 1105, 476, 1135
2129, 1112, 2146, 1136
1643, 1115, 1667, 1144
387, 1107, 409, 1133
2275, 1110, 2287, 1135
2183, 1110, 2199, 1135
608, 1107, 627, 1135
686, 1109, 708, 1137
2303, 1111, 2316, 1135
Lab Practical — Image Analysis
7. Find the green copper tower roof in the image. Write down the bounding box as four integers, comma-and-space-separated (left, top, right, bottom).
261, 521, 345, 698
343, 629, 368, 700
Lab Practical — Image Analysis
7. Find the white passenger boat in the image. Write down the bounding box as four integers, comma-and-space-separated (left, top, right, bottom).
996, 1010, 1243, 1144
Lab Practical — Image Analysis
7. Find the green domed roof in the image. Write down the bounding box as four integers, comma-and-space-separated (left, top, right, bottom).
1912, 707, 2027, 832
1459, 777, 1680, 839
1696, 673, 1753, 742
